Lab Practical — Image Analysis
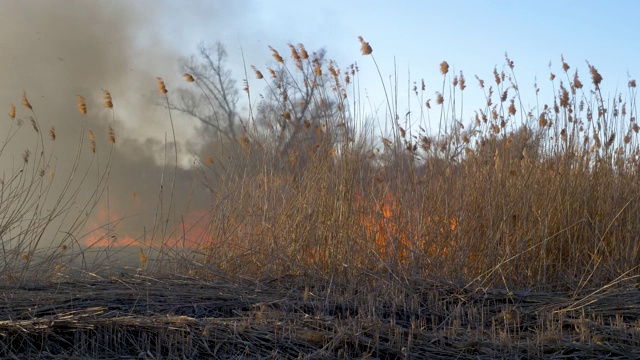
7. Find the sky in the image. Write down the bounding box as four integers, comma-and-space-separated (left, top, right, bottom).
137, 0, 640, 142
161, 0, 640, 118
5, 1, 638, 144
1, 0, 639, 255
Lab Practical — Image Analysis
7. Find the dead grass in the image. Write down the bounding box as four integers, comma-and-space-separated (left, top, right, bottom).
3, 39, 640, 357
178, 42, 640, 293
1, 276, 640, 358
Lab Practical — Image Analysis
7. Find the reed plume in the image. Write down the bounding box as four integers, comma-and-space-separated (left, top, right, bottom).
251, 66, 264, 79
440, 61, 450, 75
588, 63, 603, 88
103, 90, 113, 109
22, 91, 32, 110
77, 95, 87, 115
156, 77, 168, 94
269, 46, 284, 63
30, 117, 38, 133
298, 43, 309, 59
358, 36, 372, 55
88, 129, 96, 153
573, 71, 583, 89
108, 127, 115, 144
8, 103, 15, 119
183, 73, 195, 83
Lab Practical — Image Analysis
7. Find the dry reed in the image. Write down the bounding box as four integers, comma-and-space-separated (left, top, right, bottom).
2, 39, 640, 358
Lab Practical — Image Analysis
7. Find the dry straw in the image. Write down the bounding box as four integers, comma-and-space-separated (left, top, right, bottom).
3, 279, 640, 359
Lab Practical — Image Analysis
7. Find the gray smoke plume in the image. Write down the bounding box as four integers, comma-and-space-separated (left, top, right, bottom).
0, 0, 245, 269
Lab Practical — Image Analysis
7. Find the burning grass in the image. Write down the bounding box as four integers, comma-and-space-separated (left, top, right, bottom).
2, 39, 640, 357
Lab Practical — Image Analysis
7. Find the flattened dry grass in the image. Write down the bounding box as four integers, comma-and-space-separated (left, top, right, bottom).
1, 276, 640, 359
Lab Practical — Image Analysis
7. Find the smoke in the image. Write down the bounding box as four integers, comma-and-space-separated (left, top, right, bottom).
0, 0, 242, 256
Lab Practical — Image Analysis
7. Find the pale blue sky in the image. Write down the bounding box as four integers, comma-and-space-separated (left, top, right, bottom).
149, 0, 640, 131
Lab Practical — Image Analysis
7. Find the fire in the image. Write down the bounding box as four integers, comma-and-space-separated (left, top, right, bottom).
160, 208, 216, 249
83, 190, 458, 270
360, 193, 458, 264
308, 193, 459, 268
83, 194, 216, 250
82, 195, 140, 248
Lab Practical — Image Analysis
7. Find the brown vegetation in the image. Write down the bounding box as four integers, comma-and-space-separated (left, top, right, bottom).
2, 39, 640, 358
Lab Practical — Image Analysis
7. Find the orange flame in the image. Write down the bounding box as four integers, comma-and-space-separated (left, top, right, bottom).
83, 196, 216, 250
82, 196, 142, 248
307, 193, 459, 268
360, 193, 458, 264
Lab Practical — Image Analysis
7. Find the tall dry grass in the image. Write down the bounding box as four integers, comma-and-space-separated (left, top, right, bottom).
173, 41, 640, 293
3, 40, 640, 296
4, 40, 640, 360
0, 90, 119, 283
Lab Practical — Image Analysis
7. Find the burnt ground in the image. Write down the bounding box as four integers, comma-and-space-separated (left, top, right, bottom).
1, 275, 639, 359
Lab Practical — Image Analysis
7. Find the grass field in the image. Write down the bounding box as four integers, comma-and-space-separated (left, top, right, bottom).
2, 39, 640, 358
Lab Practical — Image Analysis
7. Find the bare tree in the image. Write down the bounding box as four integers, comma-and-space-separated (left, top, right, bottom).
175, 42, 351, 166
254, 47, 351, 157
175, 42, 240, 142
